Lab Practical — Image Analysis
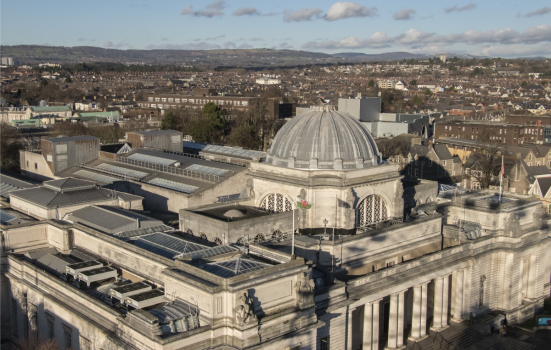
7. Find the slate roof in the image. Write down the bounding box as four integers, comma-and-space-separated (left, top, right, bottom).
30, 106, 71, 112
66, 205, 163, 234
35, 254, 77, 275
46, 135, 98, 143
43, 178, 96, 192
132, 129, 181, 136
433, 144, 453, 160
10, 184, 142, 209
537, 177, 551, 197
523, 161, 551, 182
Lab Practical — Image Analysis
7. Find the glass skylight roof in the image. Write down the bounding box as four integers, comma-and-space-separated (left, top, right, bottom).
115, 225, 174, 239
74, 170, 121, 184
148, 178, 198, 193
176, 245, 238, 260
97, 164, 148, 179
185, 164, 228, 176
0, 209, 15, 225
128, 153, 176, 166
133, 232, 207, 259
201, 257, 270, 278
183, 141, 266, 158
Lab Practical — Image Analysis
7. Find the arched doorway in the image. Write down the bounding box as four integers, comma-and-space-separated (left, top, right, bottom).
357, 194, 388, 226
260, 193, 293, 213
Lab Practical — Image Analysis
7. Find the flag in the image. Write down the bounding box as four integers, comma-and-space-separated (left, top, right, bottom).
500, 155, 505, 177
297, 198, 311, 209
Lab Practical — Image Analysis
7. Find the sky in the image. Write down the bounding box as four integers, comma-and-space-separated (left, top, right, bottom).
2, 1, 551, 58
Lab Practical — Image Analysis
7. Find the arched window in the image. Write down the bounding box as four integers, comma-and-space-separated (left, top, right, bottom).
254, 233, 265, 243
260, 193, 293, 213
213, 237, 222, 245
357, 195, 388, 226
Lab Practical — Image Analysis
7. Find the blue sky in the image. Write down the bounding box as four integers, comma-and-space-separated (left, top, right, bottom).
2, 1, 551, 57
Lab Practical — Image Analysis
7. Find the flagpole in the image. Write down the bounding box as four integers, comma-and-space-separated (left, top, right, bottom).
499, 155, 504, 203
292, 208, 295, 258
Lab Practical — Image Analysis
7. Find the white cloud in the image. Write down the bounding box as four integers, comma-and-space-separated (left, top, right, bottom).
78, 37, 86, 42
205, 35, 226, 41
145, 42, 221, 50
181, 1, 227, 18
393, 9, 416, 21
324, 2, 377, 21
233, 7, 260, 16
103, 41, 113, 48
283, 8, 323, 22
223, 41, 236, 49
524, 7, 551, 18
445, 3, 477, 13
238, 43, 254, 49
301, 24, 551, 50
278, 42, 294, 49
250, 37, 263, 41
469, 44, 551, 57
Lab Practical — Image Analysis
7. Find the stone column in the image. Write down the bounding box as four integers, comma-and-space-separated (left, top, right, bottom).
442, 274, 450, 327
527, 254, 537, 299
388, 293, 399, 349
347, 306, 356, 350
411, 285, 422, 339
453, 269, 464, 322
420, 282, 429, 337
432, 276, 444, 330
517, 258, 524, 306
363, 301, 374, 350
397, 290, 407, 348
372, 299, 381, 350
363, 299, 383, 350
387, 290, 407, 349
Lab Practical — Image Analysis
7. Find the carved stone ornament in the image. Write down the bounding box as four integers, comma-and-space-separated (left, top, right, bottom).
28, 303, 38, 332
234, 292, 257, 326
506, 213, 521, 236
533, 206, 546, 229
295, 272, 315, 306
239, 178, 255, 199
297, 189, 307, 200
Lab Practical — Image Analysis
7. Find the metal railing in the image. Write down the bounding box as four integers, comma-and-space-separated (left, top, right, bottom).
115, 156, 221, 183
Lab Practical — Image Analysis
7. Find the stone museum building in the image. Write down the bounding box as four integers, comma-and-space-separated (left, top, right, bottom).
2, 107, 550, 350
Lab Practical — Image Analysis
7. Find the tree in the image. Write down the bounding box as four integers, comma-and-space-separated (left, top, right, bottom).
0, 122, 23, 171
161, 111, 177, 130
521, 81, 528, 87
368, 79, 375, 87
64, 77, 72, 83
448, 85, 456, 93
409, 80, 417, 87
424, 88, 432, 96
466, 129, 513, 189
227, 125, 261, 149
40, 79, 49, 87
413, 95, 423, 105
541, 80, 547, 86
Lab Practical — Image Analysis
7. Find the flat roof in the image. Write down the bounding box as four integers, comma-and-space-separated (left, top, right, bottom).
46, 135, 99, 143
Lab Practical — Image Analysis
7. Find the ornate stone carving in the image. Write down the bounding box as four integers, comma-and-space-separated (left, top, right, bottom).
234, 292, 257, 326
297, 188, 307, 200
295, 272, 315, 307
506, 213, 521, 236
533, 206, 546, 229
239, 178, 255, 199
28, 303, 38, 333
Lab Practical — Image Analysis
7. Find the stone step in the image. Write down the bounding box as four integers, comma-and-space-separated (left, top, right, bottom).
488, 337, 536, 350
416, 328, 485, 350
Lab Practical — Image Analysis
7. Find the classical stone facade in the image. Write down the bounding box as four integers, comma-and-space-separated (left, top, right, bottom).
2, 108, 550, 350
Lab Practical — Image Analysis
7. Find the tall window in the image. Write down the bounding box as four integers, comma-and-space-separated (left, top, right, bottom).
47, 318, 54, 339
320, 336, 330, 350
260, 193, 292, 213
64, 327, 72, 349
12, 299, 18, 338
357, 195, 388, 226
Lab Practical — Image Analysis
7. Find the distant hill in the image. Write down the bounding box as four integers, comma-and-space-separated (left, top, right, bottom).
0, 45, 516, 68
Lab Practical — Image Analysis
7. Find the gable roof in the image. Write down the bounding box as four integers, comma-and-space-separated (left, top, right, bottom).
536, 177, 551, 197
433, 144, 453, 160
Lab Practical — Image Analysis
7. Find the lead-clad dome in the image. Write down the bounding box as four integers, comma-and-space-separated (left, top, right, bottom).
266, 107, 381, 170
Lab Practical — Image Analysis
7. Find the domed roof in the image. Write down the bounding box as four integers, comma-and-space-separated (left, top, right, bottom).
266, 108, 380, 170
223, 209, 247, 218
